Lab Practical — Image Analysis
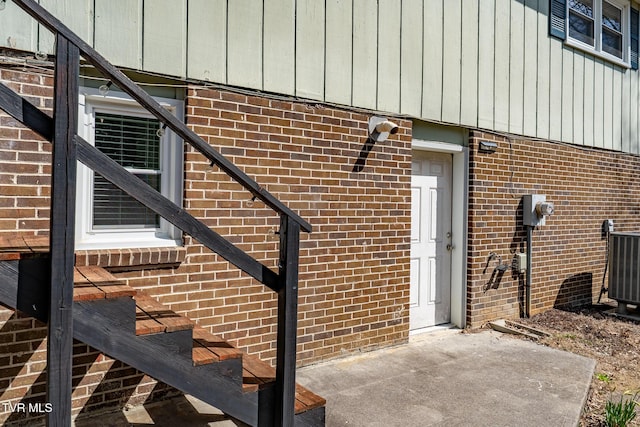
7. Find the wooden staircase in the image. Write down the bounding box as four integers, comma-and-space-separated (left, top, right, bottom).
0, 235, 325, 426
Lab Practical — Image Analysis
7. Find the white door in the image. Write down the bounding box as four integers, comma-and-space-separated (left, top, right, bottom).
410, 151, 453, 330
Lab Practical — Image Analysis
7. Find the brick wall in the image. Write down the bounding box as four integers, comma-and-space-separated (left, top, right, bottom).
0, 62, 412, 423
467, 130, 640, 326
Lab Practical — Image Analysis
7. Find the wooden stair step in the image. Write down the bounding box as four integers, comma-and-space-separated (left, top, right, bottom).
192, 326, 242, 365
0, 234, 49, 260
134, 294, 194, 334
73, 266, 136, 301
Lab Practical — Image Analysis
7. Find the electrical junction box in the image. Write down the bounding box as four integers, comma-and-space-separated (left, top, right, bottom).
514, 253, 527, 273
523, 194, 553, 227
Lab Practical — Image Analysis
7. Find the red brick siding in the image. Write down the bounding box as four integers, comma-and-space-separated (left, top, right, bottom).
467, 130, 638, 326
0, 63, 411, 423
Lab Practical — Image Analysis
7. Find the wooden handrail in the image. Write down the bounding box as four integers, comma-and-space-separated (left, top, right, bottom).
11, 0, 311, 233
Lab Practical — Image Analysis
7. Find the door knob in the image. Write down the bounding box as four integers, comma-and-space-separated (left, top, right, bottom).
446, 243, 455, 251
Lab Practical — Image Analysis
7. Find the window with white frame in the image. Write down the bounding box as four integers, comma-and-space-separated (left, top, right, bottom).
76, 88, 183, 250
566, 0, 630, 63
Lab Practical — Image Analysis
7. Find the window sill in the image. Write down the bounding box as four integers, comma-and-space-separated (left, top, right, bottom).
75, 246, 186, 268
564, 38, 631, 69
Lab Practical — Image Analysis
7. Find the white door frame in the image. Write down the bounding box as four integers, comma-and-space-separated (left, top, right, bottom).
411, 139, 468, 328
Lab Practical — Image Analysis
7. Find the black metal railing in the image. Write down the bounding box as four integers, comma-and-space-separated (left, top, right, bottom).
0, 1, 310, 425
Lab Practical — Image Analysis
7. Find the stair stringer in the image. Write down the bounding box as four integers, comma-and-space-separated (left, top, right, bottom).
72, 297, 272, 426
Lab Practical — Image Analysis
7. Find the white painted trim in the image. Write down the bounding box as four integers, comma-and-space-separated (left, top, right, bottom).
76, 87, 184, 250
410, 141, 468, 329
412, 139, 464, 153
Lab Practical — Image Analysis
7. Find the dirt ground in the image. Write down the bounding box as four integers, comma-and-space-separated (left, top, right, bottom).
515, 304, 640, 426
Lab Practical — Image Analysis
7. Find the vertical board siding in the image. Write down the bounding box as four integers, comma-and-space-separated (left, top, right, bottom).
631, 67, 639, 154
603, 64, 614, 149
478, 0, 496, 130
583, 57, 595, 147
508, 0, 524, 135
494, 0, 511, 132
522, 0, 538, 136
622, 69, 631, 153
143, 0, 187, 78
38, 0, 93, 53
94, 0, 142, 69
561, 49, 574, 143
295, 0, 325, 100
573, 53, 585, 146
422, 0, 443, 122
548, 38, 563, 142
536, 0, 551, 140
612, 67, 623, 151
593, 60, 605, 148
187, 0, 227, 84
460, 0, 479, 128
325, 0, 353, 105
400, 0, 423, 117
0, 0, 37, 52
5, 0, 640, 155
264, 0, 296, 96
441, 0, 462, 124
227, 0, 263, 90
377, 0, 401, 112
352, 0, 378, 110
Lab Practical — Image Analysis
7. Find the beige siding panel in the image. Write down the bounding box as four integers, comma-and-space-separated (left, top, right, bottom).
325, 0, 353, 105
422, 0, 443, 122
352, 0, 378, 110
494, 0, 510, 132
622, 69, 631, 153
572, 53, 584, 146
187, 0, 227, 84
296, 1, 325, 100
548, 39, 562, 142
630, 69, 637, 154
603, 64, 614, 149
460, 0, 478, 128
377, 0, 401, 112
612, 67, 622, 151
400, 0, 423, 117
522, 0, 538, 136
0, 1, 37, 52
441, 0, 462, 124
227, 0, 263, 90
593, 60, 605, 148
536, 0, 550, 140
143, 0, 187, 78
561, 50, 573, 143
94, 0, 142, 69
583, 57, 595, 147
38, 0, 93, 53
509, 0, 524, 135
264, 0, 295, 95
477, 0, 495, 130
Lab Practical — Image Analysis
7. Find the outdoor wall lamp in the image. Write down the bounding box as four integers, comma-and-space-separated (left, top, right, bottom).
368, 116, 399, 143
479, 140, 498, 153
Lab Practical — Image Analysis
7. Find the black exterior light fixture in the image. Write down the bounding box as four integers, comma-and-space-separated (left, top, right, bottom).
479, 140, 498, 153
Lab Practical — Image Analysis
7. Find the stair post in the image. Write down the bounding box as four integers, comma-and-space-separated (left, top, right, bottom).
48, 34, 79, 427
274, 215, 301, 426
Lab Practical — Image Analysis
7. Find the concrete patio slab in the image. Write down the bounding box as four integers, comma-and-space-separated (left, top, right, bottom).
296, 329, 595, 427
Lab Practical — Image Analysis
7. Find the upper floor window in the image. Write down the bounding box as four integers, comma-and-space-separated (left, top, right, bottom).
550, 0, 638, 68
568, 0, 629, 63
76, 87, 184, 250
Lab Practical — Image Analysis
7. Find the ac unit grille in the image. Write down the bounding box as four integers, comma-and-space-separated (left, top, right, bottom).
609, 233, 640, 305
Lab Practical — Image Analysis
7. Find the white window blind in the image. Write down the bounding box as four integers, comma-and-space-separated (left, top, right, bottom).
93, 112, 161, 229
